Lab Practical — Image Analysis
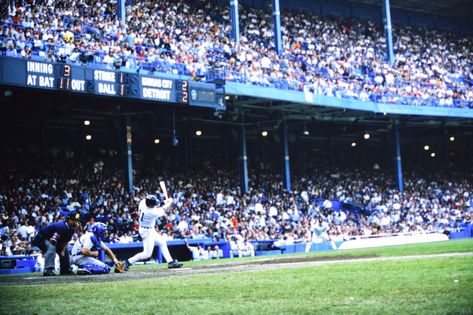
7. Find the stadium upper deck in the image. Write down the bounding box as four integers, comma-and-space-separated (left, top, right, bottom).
1, 0, 472, 109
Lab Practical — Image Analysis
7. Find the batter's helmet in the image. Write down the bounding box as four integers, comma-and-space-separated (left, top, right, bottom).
92, 222, 107, 241
145, 195, 158, 207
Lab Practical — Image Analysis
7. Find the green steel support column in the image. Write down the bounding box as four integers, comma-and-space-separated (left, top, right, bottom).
393, 120, 404, 192
272, 0, 282, 54
382, 0, 395, 66
117, 0, 126, 25
230, 0, 240, 44
240, 111, 248, 194
124, 115, 133, 194
282, 119, 291, 193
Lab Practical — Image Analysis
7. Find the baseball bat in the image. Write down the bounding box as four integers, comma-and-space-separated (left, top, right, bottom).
159, 180, 169, 199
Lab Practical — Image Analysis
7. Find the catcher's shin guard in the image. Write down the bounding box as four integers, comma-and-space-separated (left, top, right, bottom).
81, 263, 111, 274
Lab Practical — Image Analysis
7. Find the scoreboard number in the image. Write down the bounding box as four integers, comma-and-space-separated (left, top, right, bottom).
62, 65, 71, 77
180, 80, 189, 104
119, 83, 126, 96
58, 77, 70, 89
58, 64, 71, 90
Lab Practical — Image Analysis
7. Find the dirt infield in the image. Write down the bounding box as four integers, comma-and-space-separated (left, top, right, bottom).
1, 252, 471, 286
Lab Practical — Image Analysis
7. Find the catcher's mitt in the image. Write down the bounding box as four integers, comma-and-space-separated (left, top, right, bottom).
114, 260, 125, 273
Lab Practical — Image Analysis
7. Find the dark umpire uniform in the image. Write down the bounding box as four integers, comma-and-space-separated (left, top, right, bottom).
32, 211, 81, 276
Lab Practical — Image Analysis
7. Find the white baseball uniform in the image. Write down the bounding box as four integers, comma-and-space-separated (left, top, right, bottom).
71, 232, 109, 270
128, 198, 173, 264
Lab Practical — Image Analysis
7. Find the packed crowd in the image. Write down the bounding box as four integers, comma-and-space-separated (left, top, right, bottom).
1, 153, 472, 257
1, 0, 472, 107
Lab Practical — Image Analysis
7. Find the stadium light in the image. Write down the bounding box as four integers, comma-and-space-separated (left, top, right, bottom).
424, 145, 430, 151
225, 95, 230, 100
195, 130, 202, 136
431, 152, 436, 158
84, 120, 91, 126
85, 134, 92, 141
172, 136, 179, 146
363, 133, 370, 140
351, 142, 357, 147
261, 131, 268, 137
449, 136, 455, 142
302, 121, 309, 136
154, 138, 160, 144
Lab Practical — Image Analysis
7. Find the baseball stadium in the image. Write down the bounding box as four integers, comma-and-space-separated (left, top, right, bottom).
0, 0, 472, 314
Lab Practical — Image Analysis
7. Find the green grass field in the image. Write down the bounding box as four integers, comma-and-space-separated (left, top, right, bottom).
1, 239, 472, 315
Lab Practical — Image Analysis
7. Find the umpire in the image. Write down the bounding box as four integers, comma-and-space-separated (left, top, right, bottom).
32, 211, 81, 276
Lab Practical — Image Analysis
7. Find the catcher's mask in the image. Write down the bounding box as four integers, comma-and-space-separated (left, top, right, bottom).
92, 222, 108, 241
145, 195, 158, 207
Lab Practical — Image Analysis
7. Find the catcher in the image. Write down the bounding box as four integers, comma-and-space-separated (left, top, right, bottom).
71, 222, 125, 274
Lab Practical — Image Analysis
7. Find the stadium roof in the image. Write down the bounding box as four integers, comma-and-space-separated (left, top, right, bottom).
349, 0, 473, 18
1, 87, 471, 149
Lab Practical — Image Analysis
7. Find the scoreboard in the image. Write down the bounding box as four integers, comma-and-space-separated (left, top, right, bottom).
0, 56, 225, 110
